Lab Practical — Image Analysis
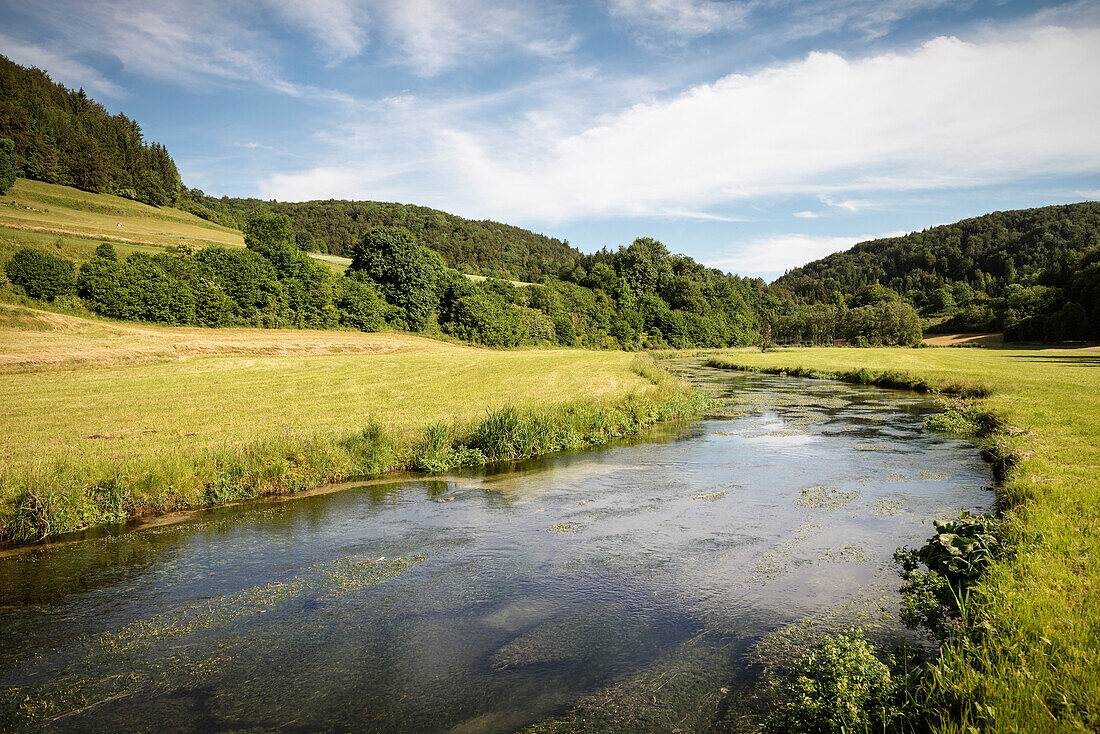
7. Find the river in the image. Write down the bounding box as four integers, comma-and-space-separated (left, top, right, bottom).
0, 364, 993, 732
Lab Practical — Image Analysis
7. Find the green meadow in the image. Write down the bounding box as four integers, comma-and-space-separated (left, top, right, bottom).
705, 346, 1100, 733
0, 303, 706, 544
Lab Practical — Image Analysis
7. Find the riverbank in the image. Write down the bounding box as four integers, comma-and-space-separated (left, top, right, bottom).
704, 346, 1099, 732
0, 307, 706, 544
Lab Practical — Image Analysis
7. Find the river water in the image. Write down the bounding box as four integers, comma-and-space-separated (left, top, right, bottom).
0, 365, 993, 732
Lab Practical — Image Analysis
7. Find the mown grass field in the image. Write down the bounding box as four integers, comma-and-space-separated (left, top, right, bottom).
705, 346, 1100, 733
0, 178, 243, 258
0, 307, 648, 467
0, 303, 694, 543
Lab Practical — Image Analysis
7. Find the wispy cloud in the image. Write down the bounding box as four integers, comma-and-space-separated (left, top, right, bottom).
265, 0, 371, 63
820, 195, 873, 212
376, 0, 576, 76
0, 33, 125, 99
793, 211, 821, 219
610, 0, 961, 45
4, 0, 297, 95
654, 208, 750, 222
2, 0, 572, 106
608, 0, 748, 40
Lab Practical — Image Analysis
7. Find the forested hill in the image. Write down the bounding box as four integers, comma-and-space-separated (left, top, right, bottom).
773, 202, 1100, 341
0, 54, 580, 283
178, 193, 583, 283
0, 55, 181, 206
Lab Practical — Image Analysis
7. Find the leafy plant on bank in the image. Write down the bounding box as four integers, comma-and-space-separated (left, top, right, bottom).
764, 630, 919, 734
894, 513, 1001, 641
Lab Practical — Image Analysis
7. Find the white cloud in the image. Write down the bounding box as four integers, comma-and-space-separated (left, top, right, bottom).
820, 195, 872, 212
710, 231, 906, 276
265, 0, 370, 63
608, 0, 747, 39
376, 0, 576, 76
264, 21, 1100, 221
793, 211, 821, 218
0, 33, 125, 98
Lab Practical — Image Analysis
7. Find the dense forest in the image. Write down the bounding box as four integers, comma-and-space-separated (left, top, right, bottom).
4, 211, 923, 349
176, 191, 582, 283
0, 55, 181, 206
775, 203, 1100, 342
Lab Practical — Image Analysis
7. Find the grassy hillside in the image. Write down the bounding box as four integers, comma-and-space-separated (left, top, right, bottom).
0, 179, 529, 282
0, 303, 703, 543
705, 346, 1100, 732
0, 178, 242, 257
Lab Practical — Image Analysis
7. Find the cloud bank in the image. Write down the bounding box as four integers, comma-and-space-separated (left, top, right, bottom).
266, 22, 1100, 223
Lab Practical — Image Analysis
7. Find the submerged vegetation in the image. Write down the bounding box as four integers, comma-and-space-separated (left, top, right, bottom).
706, 346, 1100, 732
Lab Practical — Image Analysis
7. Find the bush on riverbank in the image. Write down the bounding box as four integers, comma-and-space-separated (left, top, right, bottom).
764, 630, 913, 734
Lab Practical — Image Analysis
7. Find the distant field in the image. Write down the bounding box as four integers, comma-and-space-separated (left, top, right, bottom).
0, 302, 456, 370
706, 345, 1100, 733
921, 332, 1004, 346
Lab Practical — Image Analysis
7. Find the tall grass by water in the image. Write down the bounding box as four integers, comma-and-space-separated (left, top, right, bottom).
1, 343, 704, 544
705, 346, 1100, 733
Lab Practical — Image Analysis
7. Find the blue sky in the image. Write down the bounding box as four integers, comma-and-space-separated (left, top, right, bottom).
2, 0, 1099, 279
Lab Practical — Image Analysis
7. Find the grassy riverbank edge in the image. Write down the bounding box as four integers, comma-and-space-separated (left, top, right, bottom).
703, 351, 1098, 732
1, 356, 708, 546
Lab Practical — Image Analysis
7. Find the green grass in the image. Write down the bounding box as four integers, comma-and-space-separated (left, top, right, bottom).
0, 305, 704, 542
0, 178, 242, 253
705, 346, 1100, 732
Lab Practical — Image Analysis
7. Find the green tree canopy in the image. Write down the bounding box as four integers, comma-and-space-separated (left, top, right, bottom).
348, 226, 445, 331
244, 210, 298, 276
0, 137, 15, 194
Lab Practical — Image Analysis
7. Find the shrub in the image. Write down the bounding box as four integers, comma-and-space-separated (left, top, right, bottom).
336, 275, 384, 331
443, 291, 527, 347
4, 247, 77, 300
765, 630, 903, 734
894, 512, 1001, 639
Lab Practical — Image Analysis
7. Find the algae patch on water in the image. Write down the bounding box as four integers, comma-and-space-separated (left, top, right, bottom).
691, 491, 727, 502
795, 486, 860, 510
819, 544, 872, 564
96, 555, 423, 655
490, 611, 654, 671
751, 522, 823, 581
546, 522, 579, 533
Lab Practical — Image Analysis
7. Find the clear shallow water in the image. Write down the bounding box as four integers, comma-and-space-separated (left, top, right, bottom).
0, 366, 993, 733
